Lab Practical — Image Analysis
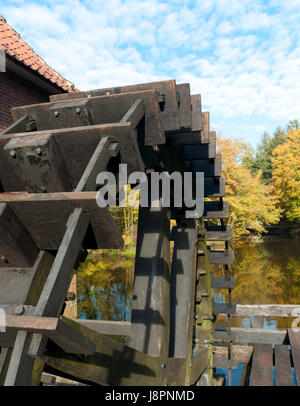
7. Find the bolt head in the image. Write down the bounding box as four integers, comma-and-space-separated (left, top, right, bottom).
53, 111, 59, 117
0, 255, 7, 263
14, 304, 25, 315
75, 107, 81, 114
35, 148, 42, 155
10, 150, 16, 157
160, 363, 166, 369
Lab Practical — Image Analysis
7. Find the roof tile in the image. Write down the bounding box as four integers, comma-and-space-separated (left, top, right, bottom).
0, 15, 76, 92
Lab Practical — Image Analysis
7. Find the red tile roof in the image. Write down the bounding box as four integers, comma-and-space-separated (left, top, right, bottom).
0, 15, 76, 92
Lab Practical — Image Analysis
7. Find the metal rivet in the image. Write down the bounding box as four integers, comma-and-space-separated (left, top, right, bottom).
189, 363, 192, 368
1, 255, 8, 263
53, 111, 59, 117
10, 150, 16, 158
14, 304, 25, 315
36, 148, 42, 155
106, 91, 110, 95
160, 363, 166, 369
75, 107, 81, 114
40, 187, 46, 193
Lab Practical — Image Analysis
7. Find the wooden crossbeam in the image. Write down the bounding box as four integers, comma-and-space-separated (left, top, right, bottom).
1, 316, 95, 355
1, 123, 144, 191
48, 79, 179, 134
0, 191, 123, 250
214, 327, 287, 345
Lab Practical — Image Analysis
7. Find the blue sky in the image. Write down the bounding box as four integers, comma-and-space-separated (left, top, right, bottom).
1, 0, 300, 147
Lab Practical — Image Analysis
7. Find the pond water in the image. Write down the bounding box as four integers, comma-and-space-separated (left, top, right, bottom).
76, 236, 300, 385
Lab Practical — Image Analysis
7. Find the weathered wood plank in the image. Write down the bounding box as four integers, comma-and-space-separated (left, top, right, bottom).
191, 94, 202, 132
250, 344, 273, 386
211, 276, 235, 289
176, 83, 192, 129
129, 197, 170, 365
208, 249, 234, 264
169, 219, 197, 358
205, 224, 232, 241
0, 191, 123, 250
4, 133, 72, 193
288, 328, 300, 385
214, 327, 287, 345
274, 345, 294, 386
76, 320, 131, 336
178, 142, 216, 160
120, 99, 145, 128
185, 153, 222, 176
234, 305, 300, 317
201, 112, 210, 143
213, 345, 253, 365
1, 316, 95, 355
203, 200, 229, 219
166, 130, 202, 146
213, 302, 236, 315
0, 203, 39, 267
0, 123, 143, 191
49, 80, 179, 134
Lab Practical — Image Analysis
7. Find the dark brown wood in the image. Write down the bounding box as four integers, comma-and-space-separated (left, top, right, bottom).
274, 345, 294, 386
120, 99, 145, 128
129, 198, 170, 365
203, 200, 229, 219
0, 203, 39, 267
178, 142, 216, 160
250, 344, 273, 386
49, 80, 180, 134
213, 302, 236, 315
1, 115, 31, 135
0, 191, 123, 250
169, 219, 197, 358
4, 133, 72, 193
185, 153, 222, 176
166, 130, 202, 146
202, 112, 210, 143
288, 329, 300, 385
176, 83, 192, 129
191, 94, 202, 131
0, 123, 144, 191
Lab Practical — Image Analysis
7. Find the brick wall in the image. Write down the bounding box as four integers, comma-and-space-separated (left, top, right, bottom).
0, 70, 50, 132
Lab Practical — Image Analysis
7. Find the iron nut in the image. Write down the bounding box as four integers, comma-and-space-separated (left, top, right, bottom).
14, 304, 25, 315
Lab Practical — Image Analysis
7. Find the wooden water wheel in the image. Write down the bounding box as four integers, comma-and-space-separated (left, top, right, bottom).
0, 80, 234, 386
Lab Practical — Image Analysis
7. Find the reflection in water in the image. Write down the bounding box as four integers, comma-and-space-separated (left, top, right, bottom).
213, 238, 300, 330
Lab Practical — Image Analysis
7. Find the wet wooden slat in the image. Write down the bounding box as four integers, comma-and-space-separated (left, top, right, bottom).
250, 344, 274, 386
274, 345, 294, 386
288, 328, 300, 385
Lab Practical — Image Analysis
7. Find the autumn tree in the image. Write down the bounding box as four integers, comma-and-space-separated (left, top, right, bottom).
272, 128, 300, 222
217, 137, 281, 236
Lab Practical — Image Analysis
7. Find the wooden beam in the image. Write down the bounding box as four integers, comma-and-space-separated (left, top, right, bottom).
1, 316, 95, 355
249, 344, 273, 386
288, 329, 300, 385
214, 327, 287, 345
169, 219, 197, 358
0, 191, 123, 250
274, 345, 294, 386
129, 197, 171, 377
233, 305, 300, 318
213, 345, 253, 365
76, 320, 131, 336
191, 94, 202, 132
120, 99, 145, 128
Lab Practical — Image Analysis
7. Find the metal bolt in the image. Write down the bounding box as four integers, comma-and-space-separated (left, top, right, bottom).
40, 187, 46, 193
106, 91, 110, 95
10, 150, 16, 158
35, 148, 42, 155
189, 363, 192, 368
75, 107, 81, 114
0, 255, 8, 263
186, 379, 190, 384
53, 111, 59, 117
65, 292, 76, 301
160, 363, 166, 369
14, 304, 25, 315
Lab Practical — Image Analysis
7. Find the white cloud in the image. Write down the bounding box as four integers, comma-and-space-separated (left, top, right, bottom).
1, 0, 299, 143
